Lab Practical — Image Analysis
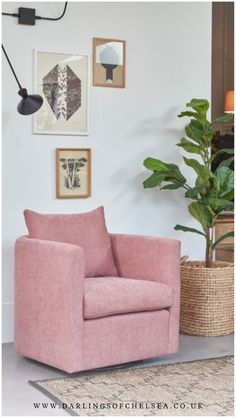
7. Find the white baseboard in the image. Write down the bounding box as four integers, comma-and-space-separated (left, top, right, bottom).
2, 302, 14, 343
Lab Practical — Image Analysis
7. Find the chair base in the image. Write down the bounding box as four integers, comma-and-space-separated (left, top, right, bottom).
15, 310, 178, 373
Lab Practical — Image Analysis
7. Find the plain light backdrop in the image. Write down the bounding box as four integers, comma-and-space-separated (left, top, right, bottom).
2, 1, 211, 342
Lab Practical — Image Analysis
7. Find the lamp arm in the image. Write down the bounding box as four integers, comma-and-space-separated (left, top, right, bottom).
2, 44, 22, 90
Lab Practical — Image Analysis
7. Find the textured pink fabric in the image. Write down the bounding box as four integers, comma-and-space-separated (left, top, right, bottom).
14, 236, 85, 373
84, 276, 172, 319
14, 232, 180, 373
83, 310, 169, 370
111, 234, 181, 354
24, 207, 117, 278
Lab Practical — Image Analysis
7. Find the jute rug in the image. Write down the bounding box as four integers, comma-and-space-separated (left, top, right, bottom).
30, 356, 234, 416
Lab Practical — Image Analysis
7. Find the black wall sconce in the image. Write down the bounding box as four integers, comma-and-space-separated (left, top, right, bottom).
2, 45, 43, 115
2, 3, 68, 114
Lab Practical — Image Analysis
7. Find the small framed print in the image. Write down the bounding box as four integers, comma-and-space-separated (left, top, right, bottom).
34, 51, 88, 135
56, 148, 91, 198
93, 38, 126, 88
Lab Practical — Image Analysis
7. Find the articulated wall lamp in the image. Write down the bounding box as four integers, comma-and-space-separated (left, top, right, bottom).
2, 44, 43, 115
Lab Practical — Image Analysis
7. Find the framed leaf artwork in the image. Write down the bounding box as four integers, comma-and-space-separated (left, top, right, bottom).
56, 148, 91, 198
93, 38, 126, 88
34, 51, 88, 135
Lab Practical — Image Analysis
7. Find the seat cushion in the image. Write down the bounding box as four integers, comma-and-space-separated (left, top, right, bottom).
24, 207, 117, 278
84, 277, 173, 319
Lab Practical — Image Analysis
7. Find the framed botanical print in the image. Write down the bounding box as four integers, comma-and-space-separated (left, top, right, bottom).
56, 148, 91, 198
93, 38, 126, 88
34, 51, 88, 135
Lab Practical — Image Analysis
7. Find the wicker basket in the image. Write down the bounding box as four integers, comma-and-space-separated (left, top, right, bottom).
180, 260, 234, 336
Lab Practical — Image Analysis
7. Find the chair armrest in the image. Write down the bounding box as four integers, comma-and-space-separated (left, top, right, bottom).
14, 236, 85, 372
111, 233, 181, 354
111, 233, 180, 286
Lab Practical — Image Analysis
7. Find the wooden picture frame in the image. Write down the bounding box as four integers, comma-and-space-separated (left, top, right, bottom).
56, 148, 91, 198
93, 38, 126, 88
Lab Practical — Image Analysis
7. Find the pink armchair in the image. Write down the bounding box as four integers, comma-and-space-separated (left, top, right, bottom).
15, 233, 180, 373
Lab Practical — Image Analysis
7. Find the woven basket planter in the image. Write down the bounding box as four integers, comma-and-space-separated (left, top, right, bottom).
180, 260, 234, 336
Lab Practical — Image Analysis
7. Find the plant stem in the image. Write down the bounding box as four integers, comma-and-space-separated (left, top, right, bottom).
183, 183, 191, 191
205, 228, 213, 268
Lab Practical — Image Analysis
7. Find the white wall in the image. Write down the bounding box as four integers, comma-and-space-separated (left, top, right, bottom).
2, 2, 212, 342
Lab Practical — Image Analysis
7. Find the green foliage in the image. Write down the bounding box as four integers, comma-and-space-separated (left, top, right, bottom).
218, 157, 234, 169
210, 148, 234, 163
213, 114, 234, 123
174, 224, 207, 238
177, 138, 203, 155
212, 231, 234, 249
186, 98, 209, 114
143, 158, 186, 190
183, 158, 210, 185
143, 98, 234, 266
188, 201, 213, 229
215, 166, 234, 195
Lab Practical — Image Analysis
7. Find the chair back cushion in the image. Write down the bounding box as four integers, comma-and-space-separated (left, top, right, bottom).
24, 207, 118, 278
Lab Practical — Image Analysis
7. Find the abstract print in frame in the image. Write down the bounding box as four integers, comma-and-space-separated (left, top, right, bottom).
56, 148, 91, 198
93, 38, 125, 88
34, 51, 88, 135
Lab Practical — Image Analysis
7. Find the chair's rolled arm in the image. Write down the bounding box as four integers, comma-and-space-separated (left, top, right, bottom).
14, 236, 85, 372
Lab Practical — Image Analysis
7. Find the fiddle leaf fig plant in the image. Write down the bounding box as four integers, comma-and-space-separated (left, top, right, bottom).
143, 99, 234, 268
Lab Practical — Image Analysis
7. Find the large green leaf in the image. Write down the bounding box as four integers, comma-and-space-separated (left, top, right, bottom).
213, 114, 234, 124
178, 111, 199, 119
186, 98, 209, 114
205, 198, 234, 214
160, 181, 183, 190
174, 224, 206, 238
143, 158, 186, 187
212, 231, 234, 249
210, 148, 234, 163
143, 173, 166, 188
215, 166, 234, 193
220, 190, 234, 201
185, 125, 205, 146
184, 157, 210, 184
185, 119, 213, 144
218, 157, 234, 169
177, 138, 203, 155
185, 183, 208, 199
143, 157, 169, 172
203, 174, 221, 198
143, 157, 187, 191
188, 201, 213, 229
189, 119, 205, 140
167, 163, 186, 183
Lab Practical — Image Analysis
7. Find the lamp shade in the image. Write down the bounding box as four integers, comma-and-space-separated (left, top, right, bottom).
17, 88, 43, 115
224, 90, 234, 113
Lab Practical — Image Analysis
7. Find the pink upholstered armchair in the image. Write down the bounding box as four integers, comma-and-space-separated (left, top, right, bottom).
14, 208, 181, 373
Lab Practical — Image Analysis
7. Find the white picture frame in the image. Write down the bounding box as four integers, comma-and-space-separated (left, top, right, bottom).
33, 50, 88, 136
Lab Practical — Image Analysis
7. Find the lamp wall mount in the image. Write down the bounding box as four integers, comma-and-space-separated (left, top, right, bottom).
18, 8, 36, 26
2, 2, 68, 25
